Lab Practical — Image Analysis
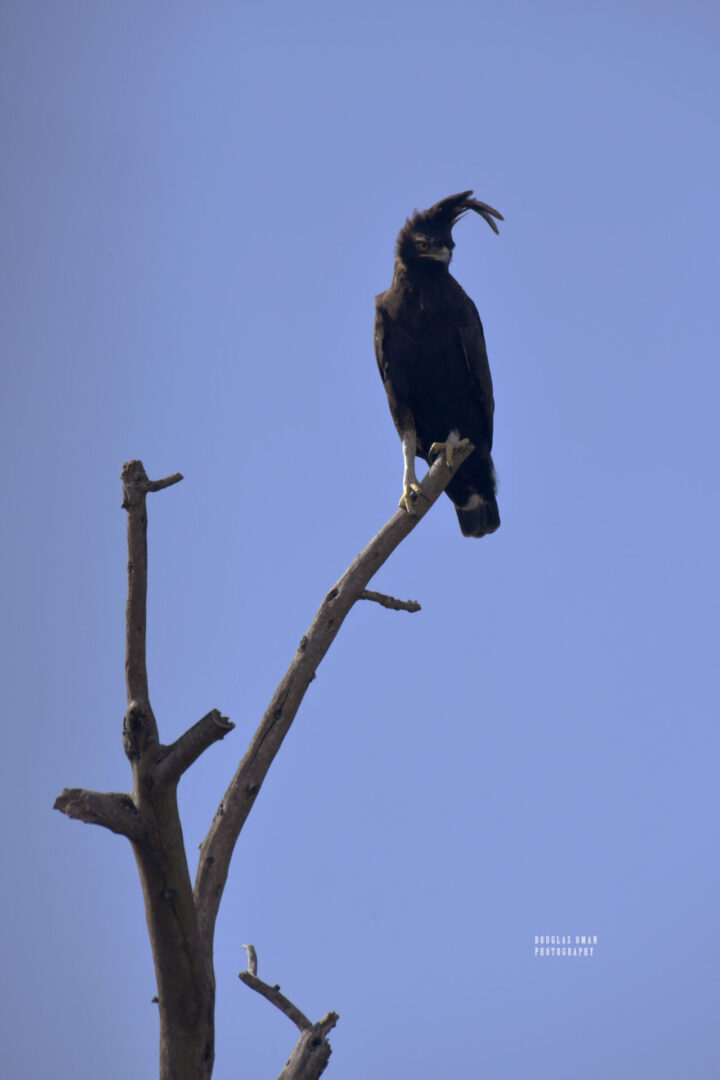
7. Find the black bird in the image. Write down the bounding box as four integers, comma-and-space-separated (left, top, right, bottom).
374, 191, 503, 537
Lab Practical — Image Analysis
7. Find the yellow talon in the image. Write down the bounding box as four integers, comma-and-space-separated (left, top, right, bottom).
430, 437, 470, 471
399, 482, 422, 515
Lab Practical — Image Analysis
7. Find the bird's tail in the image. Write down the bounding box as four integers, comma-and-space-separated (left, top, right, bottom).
454, 493, 500, 538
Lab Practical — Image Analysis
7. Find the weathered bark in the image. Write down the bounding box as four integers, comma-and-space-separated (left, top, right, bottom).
54, 444, 474, 1079
277, 1020, 337, 1080
239, 950, 339, 1080
121, 462, 220, 1080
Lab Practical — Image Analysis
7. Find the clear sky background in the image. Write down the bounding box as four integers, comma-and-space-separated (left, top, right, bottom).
2, 1, 719, 1077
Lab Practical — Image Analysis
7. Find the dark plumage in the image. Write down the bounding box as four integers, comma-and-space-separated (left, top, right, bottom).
374, 191, 503, 537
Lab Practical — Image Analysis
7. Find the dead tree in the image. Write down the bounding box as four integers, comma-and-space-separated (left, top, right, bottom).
54, 445, 474, 1080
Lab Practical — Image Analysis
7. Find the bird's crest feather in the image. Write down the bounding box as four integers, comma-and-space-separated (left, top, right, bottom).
397, 191, 504, 255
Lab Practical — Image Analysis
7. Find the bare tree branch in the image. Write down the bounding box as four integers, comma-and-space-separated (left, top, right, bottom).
359, 589, 421, 612
156, 709, 235, 785
147, 473, 184, 492
56, 447, 472, 1079
238, 972, 312, 1032
238, 946, 338, 1080
53, 789, 141, 839
241, 943, 258, 975
277, 1014, 339, 1080
115, 463, 218, 1079
194, 442, 475, 947
121, 460, 181, 742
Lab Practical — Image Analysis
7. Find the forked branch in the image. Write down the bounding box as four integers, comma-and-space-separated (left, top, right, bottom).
277, 1014, 339, 1080
239, 947, 339, 1080
57, 461, 218, 1080
54, 446, 473, 1080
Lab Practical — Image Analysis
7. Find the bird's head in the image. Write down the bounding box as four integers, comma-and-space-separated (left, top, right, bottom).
395, 191, 503, 269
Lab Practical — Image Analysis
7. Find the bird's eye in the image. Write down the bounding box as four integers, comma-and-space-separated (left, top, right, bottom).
418, 241, 430, 251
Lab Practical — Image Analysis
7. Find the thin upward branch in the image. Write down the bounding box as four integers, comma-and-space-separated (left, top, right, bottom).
121, 460, 182, 716
194, 442, 474, 946
238, 947, 338, 1080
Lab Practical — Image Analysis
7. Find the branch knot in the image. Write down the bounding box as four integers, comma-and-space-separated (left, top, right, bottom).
123, 699, 157, 761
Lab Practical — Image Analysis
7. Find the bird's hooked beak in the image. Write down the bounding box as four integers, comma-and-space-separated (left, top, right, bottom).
422, 246, 452, 264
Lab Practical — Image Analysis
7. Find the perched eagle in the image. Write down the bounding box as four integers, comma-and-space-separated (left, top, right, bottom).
374, 191, 503, 537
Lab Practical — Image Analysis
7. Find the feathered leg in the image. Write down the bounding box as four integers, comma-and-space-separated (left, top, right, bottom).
399, 425, 422, 515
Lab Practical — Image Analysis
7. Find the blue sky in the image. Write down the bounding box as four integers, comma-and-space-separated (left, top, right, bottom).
2, 1, 719, 1076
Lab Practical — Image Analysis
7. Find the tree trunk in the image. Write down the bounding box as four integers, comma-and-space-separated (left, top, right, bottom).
54, 447, 474, 1078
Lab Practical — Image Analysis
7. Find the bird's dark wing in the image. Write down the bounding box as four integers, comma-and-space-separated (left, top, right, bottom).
374, 299, 426, 515
374, 304, 412, 431
458, 300, 494, 447
373, 305, 390, 384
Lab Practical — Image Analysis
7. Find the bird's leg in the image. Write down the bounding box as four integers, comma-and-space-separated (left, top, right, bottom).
429, 429, 470, 471
399, 427, 422, 515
